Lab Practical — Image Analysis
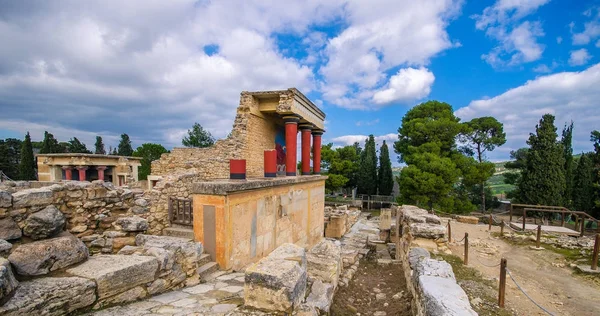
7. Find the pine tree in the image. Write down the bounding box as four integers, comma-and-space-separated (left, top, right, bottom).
357, 135, 378, 195
518, 114, 565, 206
133, 143, 168, 180
117, 134, 133, 156
378, 141, 394, 195
561, 122, 574, 207
95, 136, 106, 154
591, 130, 600, 217
39, 131, 62, 154
18, 132, 36, 180
182, 123, 215, 148
573, 153, 595, 214
67, 137, 91, 153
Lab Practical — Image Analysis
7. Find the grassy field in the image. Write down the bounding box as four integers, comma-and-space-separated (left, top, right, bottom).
488, 172, 514, 197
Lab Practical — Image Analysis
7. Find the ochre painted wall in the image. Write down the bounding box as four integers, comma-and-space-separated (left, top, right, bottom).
192, 179, 325, 270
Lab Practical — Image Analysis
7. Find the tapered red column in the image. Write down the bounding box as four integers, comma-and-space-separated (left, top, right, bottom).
62, 166, 73, 180
284, 116, 300, 176
76, 166, 88, 181
300, 124, 312, 175
96, 166, 107, 181
312, 130, 323, 174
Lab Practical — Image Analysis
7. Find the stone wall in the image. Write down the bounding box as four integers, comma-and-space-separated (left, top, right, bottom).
0, 181, 151, 254
150, 92, 281, 179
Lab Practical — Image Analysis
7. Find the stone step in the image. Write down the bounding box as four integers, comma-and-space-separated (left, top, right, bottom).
198, 253, 212, 266
163, 226, 194, 240
203, 270, 228, 282
198, 262, 219, 280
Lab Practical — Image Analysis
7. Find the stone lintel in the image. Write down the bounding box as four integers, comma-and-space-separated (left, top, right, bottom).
191, 175, 327, 195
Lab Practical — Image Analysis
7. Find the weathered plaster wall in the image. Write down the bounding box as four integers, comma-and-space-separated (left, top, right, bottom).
151, 92, 284, 179
192, 178, 325, 270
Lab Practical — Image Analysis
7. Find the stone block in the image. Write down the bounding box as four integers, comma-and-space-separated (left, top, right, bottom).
409, 222, 446, 239
413, 258, 455, 280
379, 208, 392, 230
456, 216, 479, 225
23, 205, 66, 240
8, 234, 88, 276
408, 247, 431, 269
307, 239, 342, 286
0, 218, 21, 240
305, 280, 334, 313
11, 187, 53, 208
115, 216, 149, 232
66, 254, 158, 299
418, 276, 477, 316
94, 286, 148, 309
267, 242, 307, 269
0, 277, 96, 316
0, 239, 12, 257
0, 190, 11, 208
0, 258, 18, 305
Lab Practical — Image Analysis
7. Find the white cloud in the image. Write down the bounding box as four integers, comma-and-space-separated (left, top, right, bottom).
569, 48, 592, 66
474, 0, 549, 67
355, 119, 380, 127
456, 63, 600, 160
556, 36, 563, 44
372, 68, 435, 105
571, 6, 600, 45
319, 0, 462, 109
533, 61, 558, 73
597, 39, 600, 47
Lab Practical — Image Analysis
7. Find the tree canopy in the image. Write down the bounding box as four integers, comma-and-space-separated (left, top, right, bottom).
67, 137, 91, 153
321, 143, 360, 192
182, 123, 215, 148
378, 141, 394, 196
573, 153, 595, 215
118, 134, 134, 156
357, 135, 378, 195
19, 132, 36, 180
40, 131, 65, 154
0, 138, 22, 179
95, 136, 106, 154
133, 143, 169, 180
561, 122, 574, 207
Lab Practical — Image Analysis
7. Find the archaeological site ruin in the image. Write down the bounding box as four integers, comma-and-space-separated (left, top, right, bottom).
2, 88, 599, 316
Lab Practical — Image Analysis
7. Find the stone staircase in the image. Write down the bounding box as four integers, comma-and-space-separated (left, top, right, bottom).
162, 224, 222, 281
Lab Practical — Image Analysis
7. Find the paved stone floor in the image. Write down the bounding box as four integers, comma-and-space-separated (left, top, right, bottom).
88, 271, 246, 316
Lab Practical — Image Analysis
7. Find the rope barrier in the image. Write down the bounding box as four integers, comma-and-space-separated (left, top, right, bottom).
474, 255, 502, 268
506, 268, 555, 316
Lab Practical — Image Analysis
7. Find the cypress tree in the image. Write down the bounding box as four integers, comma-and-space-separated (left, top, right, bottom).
518, 114, 565, 206
19, 132, 36, 180
591, 131, 600, 217
117, 134, 133, 156
95, 136, 106, 154
357, 135, 378, 195
561, 122, 574, 207
573, 153, 594, 214
67, 137, 91, 153
378, 141, 394, 195
40, 131, 62, 154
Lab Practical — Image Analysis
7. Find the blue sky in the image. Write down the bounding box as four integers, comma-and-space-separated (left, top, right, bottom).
1, 0, 599, 163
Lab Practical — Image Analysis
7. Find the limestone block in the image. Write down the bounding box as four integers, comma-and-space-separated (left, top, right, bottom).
380, 209, 392, 230
423, 214, 442, 225
94, 286, 147, 309
11, 187, 53, 208
294, 304, 319, 316
0, 218, 21, 240
0, 258, 18, 305
66, 254, 158, 299
305, 280, 334, 313
418, 276, 477, 316
456, 216, 479, 225
267, 242, 307, 269
115, 216, 149, 232
409, 222, 446, 239
135, 234, 202, 262
0, 239, 12, 257
8, 235, 88, 276
113, 236, 136, 250
413, 258, 455, 280
408, 247, 431, 269
135, 198, 149, 207
306, 239, 342, 286
0, 190, 11, 208
23, 205, 66, 240
244, 258, 307, 312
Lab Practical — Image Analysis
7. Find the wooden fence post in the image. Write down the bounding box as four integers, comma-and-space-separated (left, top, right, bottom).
464, 232, 469, 265
581, 218, 585, 237
448, 221, 452, 243
509, 204, 513, 224
561, 212, 564, 227
522, 208, 526, 231
489, 214, 493, 231
499, 258, 507, 308
536, 224, 542, 249
592, 234, 600, 271
500, 221, 504, 237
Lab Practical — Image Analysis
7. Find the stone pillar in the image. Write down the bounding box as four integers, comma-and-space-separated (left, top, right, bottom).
76, 166, 88, 182
62, 166, 73, 180
96, 166, 107, 181
284, 116, 300, 176
300, 124, 312, 175
264, 150, 277, 178
312, 130, 323, 174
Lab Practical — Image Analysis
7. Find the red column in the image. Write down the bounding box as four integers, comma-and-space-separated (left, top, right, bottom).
264, 150, 277, 178
76, 166, 88, 181
62, 166, 73, 180
312, 130, 323, 174
300, 124, 312, 175
97, 166, 107, 181
284, 116, 299, 176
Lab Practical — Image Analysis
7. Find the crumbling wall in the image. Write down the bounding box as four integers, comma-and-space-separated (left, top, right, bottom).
150, 91, 284, 179
0, 181, 151, 254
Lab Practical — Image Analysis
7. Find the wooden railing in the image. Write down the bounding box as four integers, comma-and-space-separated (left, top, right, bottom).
509, 203, 600, 236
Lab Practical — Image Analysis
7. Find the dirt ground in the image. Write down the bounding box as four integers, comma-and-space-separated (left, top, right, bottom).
331, 259, 412, 316
446, 219, 600, 316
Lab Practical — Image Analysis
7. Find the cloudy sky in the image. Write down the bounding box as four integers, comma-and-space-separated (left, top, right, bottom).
1, 0, 599, 163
